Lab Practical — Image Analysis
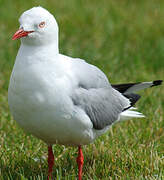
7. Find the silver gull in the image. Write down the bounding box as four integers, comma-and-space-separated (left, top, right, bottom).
8, 6, 162, 180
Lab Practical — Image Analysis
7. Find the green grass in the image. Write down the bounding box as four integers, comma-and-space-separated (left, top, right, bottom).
0, 0, 164, 179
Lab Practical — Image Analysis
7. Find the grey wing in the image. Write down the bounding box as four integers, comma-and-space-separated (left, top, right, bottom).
71, 58, 130, 130
71, 58, 110, 89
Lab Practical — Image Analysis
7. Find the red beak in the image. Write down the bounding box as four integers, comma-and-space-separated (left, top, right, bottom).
12, 28, 34, 40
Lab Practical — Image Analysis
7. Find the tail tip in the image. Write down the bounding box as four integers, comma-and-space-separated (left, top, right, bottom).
152, 80, 163, 87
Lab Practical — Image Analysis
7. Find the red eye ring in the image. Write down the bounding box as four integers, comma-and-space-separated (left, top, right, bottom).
39, 21, 45, 28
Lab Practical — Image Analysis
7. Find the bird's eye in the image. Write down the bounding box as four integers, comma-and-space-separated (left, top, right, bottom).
39, 21, 45, 28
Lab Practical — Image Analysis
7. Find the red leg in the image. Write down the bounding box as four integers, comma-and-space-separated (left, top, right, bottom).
47, 145, 54, 180
76, 146, 84, 180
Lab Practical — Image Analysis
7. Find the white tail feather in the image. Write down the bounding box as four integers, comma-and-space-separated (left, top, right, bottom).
120, 107, 145, 121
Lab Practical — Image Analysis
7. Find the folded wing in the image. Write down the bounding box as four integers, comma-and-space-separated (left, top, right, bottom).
71, 58, 130, 130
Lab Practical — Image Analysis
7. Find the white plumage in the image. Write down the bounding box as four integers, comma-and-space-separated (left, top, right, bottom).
8, 6, 162, 179
8, 7, 146, 146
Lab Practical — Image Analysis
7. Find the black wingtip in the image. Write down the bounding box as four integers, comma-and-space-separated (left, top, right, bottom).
123, 93, 141, 111
124, 93, 141, 106
151, 80, 163, 87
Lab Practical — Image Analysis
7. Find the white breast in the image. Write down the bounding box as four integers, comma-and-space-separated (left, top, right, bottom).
8, 54, 94, 146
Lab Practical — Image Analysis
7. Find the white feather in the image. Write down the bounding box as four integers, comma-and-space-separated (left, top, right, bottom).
125, 82, 153, 93
120, 108, 145, 120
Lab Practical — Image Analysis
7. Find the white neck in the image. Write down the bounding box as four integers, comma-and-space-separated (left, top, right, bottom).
22, 42, 59, 54
16, 41, 59, 65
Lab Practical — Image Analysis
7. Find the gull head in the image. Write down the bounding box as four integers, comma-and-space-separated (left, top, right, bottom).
12, 7, 58, 46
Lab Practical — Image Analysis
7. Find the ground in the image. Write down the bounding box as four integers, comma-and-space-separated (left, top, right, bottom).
0, 0, 164, 179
